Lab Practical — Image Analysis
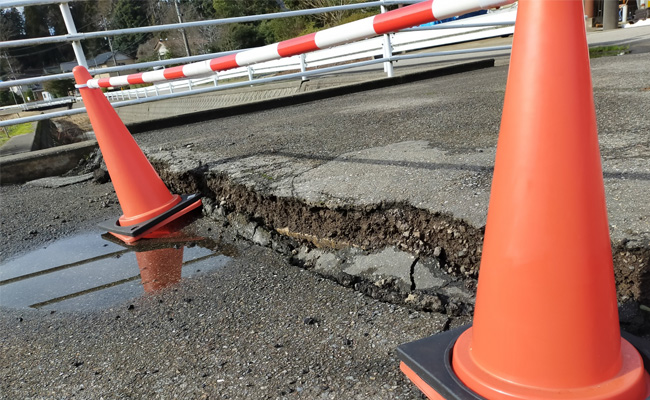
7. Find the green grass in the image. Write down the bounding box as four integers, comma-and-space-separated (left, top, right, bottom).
0, 122, 35, 147
589, 45, 630, 58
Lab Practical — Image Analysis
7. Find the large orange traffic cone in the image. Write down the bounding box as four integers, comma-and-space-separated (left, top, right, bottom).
73, 66, 201, 244
398, 1, 650, 399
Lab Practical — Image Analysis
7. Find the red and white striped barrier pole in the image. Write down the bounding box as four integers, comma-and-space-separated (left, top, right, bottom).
86, 0, 515, 89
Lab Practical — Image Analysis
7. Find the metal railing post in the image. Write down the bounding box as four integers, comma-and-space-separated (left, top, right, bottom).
58, 2, 88, 68
247, 66, 254, 81
380, 5, 394, 78
187, 79, 193, 90
154, 84, 160, 96
300, 53, 308, 81
213, 74, 218, 87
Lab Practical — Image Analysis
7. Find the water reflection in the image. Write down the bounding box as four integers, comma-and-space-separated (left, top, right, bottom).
137, 247, 184, 293
0, 231, 236, 311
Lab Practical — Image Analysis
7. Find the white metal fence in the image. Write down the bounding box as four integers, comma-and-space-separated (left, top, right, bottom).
0, 0, 516, 128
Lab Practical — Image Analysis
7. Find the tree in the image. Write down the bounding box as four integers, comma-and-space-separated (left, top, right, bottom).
211, 0, 282, 51
18, 5, 72, 69
69, 1, 110, 58
283, 0, 369, 29
0, 8, 24, 42
185, 0, 218, 19
183, 0, 223, 54
23, 5, 50, 39
43, 79, 75, 98
213, 0, 281, 18
111, 0, 151, 57
0, 8, 24, 78
209, 0, 371, 50
259, 17, 312, 43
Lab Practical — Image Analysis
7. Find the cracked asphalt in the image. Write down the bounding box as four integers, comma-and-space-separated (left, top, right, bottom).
134, 50, 649, 243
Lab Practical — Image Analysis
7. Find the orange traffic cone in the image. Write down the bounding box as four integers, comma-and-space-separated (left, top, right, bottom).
136, 247, 184, 293
398, 1, 650, 399
73, 66, 202, 244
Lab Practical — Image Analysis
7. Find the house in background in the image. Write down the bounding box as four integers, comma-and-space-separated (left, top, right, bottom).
60, 51, 135, 79
153, 39, 170, 60
3, 79, 46, 102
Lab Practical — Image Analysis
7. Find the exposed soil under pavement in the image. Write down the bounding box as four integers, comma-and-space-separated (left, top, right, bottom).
150, 160, 650, 336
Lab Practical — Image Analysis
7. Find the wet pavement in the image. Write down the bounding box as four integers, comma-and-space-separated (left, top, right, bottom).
0, 227, 234, 311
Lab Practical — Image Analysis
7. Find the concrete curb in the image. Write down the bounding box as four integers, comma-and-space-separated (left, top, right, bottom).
126, 59, 495, 134
0, 140, 98, 185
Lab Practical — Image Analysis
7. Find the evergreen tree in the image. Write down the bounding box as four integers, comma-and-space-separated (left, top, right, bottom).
70, 1, 110, 58
212, 0, 282, 51
43, 79, 75, 98
0, 8, 24, 78
23, 5, 50, 39
0, 8, 24, 41
213, 0, 281, 18
19, 5, 70, 69
111, 0, 151, 57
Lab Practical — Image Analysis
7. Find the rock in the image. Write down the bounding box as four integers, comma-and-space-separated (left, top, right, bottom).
294, 247, 325, 268
445, 301, 462, 316
343, 247, 414, 292
93, 168, 110, 184
313, 252, 341, 275
201, 198, 215, 215
433, 246, 443, 257
252, 227, 272, 247
227, 213, 257, 239
412, 261, 446, 290
404, 292, 444, 312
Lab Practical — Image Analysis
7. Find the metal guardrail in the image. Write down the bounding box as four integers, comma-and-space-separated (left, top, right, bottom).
20, 96, 76, 111
0, 44, 513, 128
102, 18, 515, 100
0, 0, 423, 89
0, 0, 517, 128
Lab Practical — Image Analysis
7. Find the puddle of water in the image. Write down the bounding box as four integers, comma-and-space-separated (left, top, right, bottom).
0, 230, 236, 311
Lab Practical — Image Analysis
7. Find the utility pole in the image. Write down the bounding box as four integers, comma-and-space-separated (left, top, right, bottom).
3, 51, 25, 104
603, 0, 619, 30
103, 17, 120, 76
174, 0, 192, 57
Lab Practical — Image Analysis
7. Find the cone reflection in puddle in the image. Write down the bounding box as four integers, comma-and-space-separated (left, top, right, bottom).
0, 227, 235, 311
136, 247, 184, 293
